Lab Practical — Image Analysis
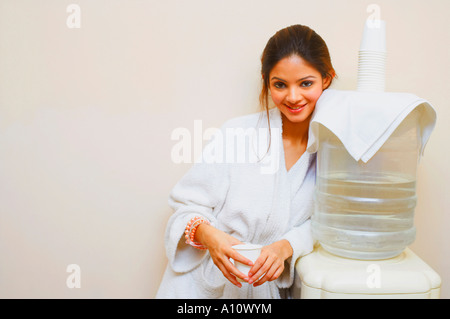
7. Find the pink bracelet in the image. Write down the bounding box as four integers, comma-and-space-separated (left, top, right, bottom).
185, 216, 210, 249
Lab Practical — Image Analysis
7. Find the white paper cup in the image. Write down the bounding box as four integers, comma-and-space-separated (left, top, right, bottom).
359, 74, 385, 79
358, 56, 386, 61
358, 69, 385, 74
358, 61, 386, 66
359, 54, 386, 59
359, 68, 385, 72
359, 66, 386, 73
358, 58, 386, 64
359, 50, 387, 56
359, 53, 386, 57
359, 19, 386, 52
357, 77, 385, 82
359, 69, 385, 73
357, 45, 386, 92
358, 58, 386, 63
359, 56, 386, 60
358, 73, 385, 78
359, 54, 387, 65
232, 244, 262, 283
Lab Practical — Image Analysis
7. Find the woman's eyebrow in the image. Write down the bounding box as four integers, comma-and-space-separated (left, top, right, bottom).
270, 75, 316, 82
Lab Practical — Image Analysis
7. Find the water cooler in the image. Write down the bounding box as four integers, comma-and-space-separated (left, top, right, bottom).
294, 20, 442, 299
293, 245, 441, 299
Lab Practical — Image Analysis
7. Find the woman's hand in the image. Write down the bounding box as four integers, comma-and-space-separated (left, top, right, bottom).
247, 239, 293, 287
194, 224, 254, 288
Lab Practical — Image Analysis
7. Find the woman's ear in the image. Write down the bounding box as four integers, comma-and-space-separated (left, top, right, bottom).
322, 72, 334, 89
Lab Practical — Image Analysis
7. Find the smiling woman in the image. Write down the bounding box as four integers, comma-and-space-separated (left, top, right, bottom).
157, 24, 336, 299
259, 25, 336, 171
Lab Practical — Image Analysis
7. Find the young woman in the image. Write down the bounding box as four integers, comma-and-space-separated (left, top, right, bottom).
157, 24, 336, 299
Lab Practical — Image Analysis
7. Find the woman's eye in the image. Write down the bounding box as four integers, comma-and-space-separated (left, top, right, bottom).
301, 81, 313, 87
273, 82, 286, 89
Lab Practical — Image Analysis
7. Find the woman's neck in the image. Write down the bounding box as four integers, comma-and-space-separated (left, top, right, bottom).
281, 114, 310, 146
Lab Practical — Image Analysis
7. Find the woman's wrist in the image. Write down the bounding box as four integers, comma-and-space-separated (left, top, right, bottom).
185, 216, 210, 249
193, 223, 212, 248
277, 239, 293, 260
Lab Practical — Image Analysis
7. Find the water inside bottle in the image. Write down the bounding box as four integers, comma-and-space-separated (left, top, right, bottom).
312, 171, 417, 259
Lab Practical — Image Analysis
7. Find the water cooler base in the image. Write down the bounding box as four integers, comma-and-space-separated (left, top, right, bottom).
293, 245, 441, 299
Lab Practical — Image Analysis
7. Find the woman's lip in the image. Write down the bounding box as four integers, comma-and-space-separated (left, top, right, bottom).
285, 103, 307, 112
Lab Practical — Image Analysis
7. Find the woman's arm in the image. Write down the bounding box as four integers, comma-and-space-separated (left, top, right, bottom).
164, 124, 232, 273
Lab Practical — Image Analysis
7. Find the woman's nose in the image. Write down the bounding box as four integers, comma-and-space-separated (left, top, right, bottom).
286, 87, 303, 104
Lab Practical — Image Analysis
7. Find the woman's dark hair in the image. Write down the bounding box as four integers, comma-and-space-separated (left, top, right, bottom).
259, 24, 336, 111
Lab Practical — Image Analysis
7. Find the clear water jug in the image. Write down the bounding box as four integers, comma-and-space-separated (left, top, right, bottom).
311, 109, 421, 260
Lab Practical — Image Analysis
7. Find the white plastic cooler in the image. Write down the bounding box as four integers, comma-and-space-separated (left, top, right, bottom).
293, 245, 441, 299
292, 18, 441, 299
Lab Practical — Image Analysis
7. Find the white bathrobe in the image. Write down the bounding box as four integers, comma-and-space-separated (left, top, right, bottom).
156, 107, 315, 299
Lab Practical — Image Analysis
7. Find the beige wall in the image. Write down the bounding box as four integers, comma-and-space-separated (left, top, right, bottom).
0, 0, 448, 298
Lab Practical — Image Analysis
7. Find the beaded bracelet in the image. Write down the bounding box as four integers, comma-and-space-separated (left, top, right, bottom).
184, 216, 210, 249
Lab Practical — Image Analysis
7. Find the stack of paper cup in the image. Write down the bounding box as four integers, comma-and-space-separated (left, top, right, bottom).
357, 19, 386, 92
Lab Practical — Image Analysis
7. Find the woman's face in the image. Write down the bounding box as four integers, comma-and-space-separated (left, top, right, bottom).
269, 54, 330, 124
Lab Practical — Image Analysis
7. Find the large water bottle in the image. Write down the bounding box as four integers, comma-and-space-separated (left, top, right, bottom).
311, 109, 421, 260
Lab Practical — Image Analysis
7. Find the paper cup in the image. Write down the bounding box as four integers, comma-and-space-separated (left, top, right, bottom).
359, 19, 386, 52
358, 73, 385, 78
359, 50, 387, 56
358, 61, 386, 66
357, 45, 386, 92
357, 77, 385, 83
358, 72, 386, 81
358, 66, 386, 71
359, 62, 386, 66
232, 244, 262, 282
358, 73, 385, 77
357, 76, 385, 82
358, 62, 386, 67
358, 69, 385, 74
359, 58, 386, 64
358, 56, 386, 61
359, 52, 386, 56
359, 54, 386, 59
358, 58, 386, 62
358, 67, 385, 71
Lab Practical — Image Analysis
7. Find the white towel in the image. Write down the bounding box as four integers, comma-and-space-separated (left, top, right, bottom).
307, 89, 437, 162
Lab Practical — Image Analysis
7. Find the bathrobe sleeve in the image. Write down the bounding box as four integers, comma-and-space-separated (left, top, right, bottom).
164, 124, 230, 273
278, 219, 315, 288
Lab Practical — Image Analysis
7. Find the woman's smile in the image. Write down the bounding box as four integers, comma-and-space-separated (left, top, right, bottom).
284, 103, 307, 112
